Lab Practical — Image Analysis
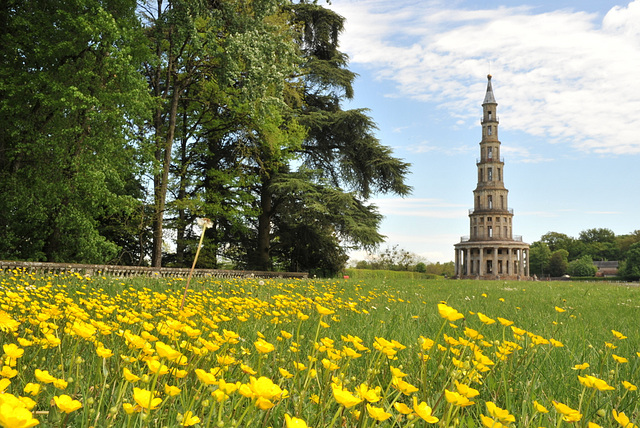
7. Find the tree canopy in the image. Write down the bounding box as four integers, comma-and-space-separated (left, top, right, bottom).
0, 0, 411, 276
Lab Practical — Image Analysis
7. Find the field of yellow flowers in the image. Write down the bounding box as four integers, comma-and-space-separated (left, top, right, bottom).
0, 270, 638, 428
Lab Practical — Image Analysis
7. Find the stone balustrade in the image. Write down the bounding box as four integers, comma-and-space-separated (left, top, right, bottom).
0, 260, 308, 279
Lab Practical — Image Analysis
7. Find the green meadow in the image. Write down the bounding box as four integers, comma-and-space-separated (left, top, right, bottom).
0, 270, 638, 427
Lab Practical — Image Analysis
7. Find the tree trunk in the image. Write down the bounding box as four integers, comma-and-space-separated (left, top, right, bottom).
255, 176, 273, 271
151, 86, 182, 267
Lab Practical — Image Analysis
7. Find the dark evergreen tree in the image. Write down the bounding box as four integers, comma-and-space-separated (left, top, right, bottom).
244, 2, 411, 272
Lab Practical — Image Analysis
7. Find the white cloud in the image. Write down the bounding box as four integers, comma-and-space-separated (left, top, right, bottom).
407, 142, 475, 154
370, 197, 467, 218
330, 0, 640, 154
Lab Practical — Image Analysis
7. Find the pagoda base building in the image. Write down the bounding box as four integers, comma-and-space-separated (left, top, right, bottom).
454, 75, 529, 280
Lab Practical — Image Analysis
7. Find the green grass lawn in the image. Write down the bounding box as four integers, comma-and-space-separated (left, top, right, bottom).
0, 270, 638, 427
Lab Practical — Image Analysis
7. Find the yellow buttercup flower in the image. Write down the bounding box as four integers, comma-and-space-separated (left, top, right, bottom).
612, 330, 627, 340
486, 401, 515, 423
0, 366, 17, 379
578, 375, 615, 391
342, 346, 361, 358
285, 414, 310, 428
23, 383, 41, 396
392, 377, 419, 395
480, 414, 508, 428
71, 320, 96, 338
332, 385, 362, 408
413, 396, 439, 423
355, 383, 382, 403
52, 378, 68, 390
366, 404, 392, 421
612, 354, 628, 364
195, 369, 217, 385
455, 381, 480, 398
390, 366, 408, 378
321, 358, 339, 371
164, 384, 181, 396
497, 317, 513, 326
122, 403, 142, 415
216, 354, 236, 366
212, 389, 229, 403
279, 368, 294, 379
53, 394, 82, 413
316, 304, 334, 316
3, 344, 24, 360
146, 359, 169, 375
533, 400, 549, 413
613, 410, 638, 428
444, 389, 475, 407
437, 303, 464, 322
254, 338, 275, 354
156, 341, 182, 361
622, 381, 637, 391
179, 411, 200, 426
255, 396, 275, 410
240, 364, 257, 375
133, 387, 162, 410
123, 367, 141, 383
394, 402, 413, 414
96, 345, 113, 358
249, 376, 284, 401
572, 362, 590, 370
552, 401, 582, 422
280, 330, 293, 339
19, 396, 36, 411
477, 312, 496, 325
547, 337, 563, 347
0, 393, 39, 428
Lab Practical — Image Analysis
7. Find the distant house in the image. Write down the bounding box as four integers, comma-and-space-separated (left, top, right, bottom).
593, 261, 619, 277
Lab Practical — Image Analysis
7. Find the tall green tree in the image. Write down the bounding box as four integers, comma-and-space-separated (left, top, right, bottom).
0, 0, 150, 262
578, 227, 619, 261
529, 241, 552, 276
620, 242, 640, 280
240, 2, 411, 272
567, 255, 597, 277
616, 230, 640, 257
548, 249, 569, 277
141, 0, 301, 267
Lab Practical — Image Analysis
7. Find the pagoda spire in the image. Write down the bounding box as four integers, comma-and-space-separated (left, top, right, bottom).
483, 74, 496, 104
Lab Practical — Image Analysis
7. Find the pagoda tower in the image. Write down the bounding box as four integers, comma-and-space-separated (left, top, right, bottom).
454, 75, 530, 279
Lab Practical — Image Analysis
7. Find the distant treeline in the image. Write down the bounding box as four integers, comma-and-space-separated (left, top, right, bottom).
351, 245, 455, 277
530, 229, 640, 279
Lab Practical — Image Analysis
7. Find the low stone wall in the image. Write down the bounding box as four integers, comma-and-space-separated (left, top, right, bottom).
0, 260, 308, 279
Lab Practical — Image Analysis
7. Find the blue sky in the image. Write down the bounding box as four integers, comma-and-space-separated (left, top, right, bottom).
326, 0, 640, 264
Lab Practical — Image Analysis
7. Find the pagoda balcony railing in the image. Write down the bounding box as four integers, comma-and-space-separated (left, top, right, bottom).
469, 208, 514, 215
481, 116, 499, 123
459, 235, 524, 243
476, 157, 504, 164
